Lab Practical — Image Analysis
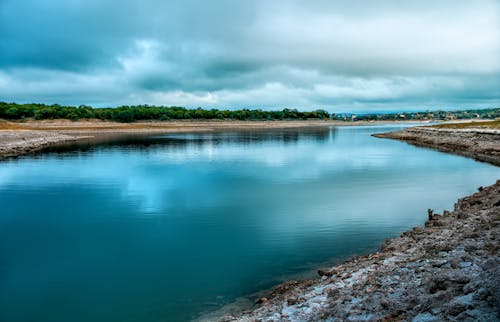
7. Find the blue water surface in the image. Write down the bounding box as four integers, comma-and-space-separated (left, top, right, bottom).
0, 124, 498, 321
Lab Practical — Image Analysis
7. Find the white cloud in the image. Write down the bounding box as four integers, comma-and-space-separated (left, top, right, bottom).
0, 0, 499, 110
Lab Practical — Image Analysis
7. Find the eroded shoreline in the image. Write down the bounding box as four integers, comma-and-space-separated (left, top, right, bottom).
0, 119, 429, 160
373, 126, 500, 166
207, 126, 500, 322
0, 120, 340, 160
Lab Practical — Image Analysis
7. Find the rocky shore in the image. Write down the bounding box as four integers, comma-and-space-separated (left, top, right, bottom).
0, 119, 344, 160
0, 119, 426, 160
212, 126, 500, 322
373, 126, 500, 166
0, 130, 89, 159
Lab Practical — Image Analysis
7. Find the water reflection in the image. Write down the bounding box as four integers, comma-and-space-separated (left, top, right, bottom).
39, 127, 333, 156
0, 125, 498, 322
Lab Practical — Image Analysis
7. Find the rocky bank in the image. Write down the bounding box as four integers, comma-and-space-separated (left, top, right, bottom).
373, 127, 500, 166
0, 130, 88, 159
213, 127, 500, 322
0, 119, 422, 160
0, 119, 340, 160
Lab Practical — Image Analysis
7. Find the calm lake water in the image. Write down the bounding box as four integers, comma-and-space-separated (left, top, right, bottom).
0, 125, 498, 322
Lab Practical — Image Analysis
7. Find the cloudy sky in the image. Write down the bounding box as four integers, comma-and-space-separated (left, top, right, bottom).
0, 0, 499, 112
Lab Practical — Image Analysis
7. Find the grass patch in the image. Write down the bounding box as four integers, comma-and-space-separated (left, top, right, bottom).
431, 119, 500, 130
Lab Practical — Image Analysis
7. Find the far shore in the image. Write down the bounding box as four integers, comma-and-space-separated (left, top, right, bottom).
1, 118, 495, 160
0, 118, 425, 160
0, 118, 432, 132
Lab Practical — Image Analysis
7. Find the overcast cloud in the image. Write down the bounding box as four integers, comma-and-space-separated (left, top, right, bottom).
0, 0, 499, 111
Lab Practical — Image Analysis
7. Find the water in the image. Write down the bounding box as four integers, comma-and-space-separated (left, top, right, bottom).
0, 125, 498, 322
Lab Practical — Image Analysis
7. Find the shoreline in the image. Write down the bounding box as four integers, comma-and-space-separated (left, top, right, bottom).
204, 125, 500, 321
0, 119, 427, 160
1, 119, 499, 320
373, 126, 500, 166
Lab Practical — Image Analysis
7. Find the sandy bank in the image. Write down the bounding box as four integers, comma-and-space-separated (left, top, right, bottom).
0, 119, 422, 159
0, 119, 335, 159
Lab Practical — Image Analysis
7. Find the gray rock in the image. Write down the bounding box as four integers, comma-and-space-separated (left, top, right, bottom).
459, 261, 472, 268
412, 312, 441, 322
454, 293, 474, 307
446, 301, 467, 316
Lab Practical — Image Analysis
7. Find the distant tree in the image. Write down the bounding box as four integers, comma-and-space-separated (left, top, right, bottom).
1, 101, 499, 122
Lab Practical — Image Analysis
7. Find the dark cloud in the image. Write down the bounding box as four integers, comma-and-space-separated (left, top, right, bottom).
0, 0, 499, 110
0, 0, 138, 70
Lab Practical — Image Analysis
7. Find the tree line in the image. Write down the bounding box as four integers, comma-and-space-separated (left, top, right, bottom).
0, 102, 330, 122
0, 101, 498, 122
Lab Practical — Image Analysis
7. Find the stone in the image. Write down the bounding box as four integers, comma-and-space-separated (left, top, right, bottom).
412, 312, 441, 322
318, 268, 334, 277
459, 261, 472, 269
446, 301, 467, 316
428, 209, 434, 221
454, 294, 473, 308
432, 260, 448, 268
255, 297, 268, 304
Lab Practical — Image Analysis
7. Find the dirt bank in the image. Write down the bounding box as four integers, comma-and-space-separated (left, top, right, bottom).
0, 119, 425, 160
373, 126, 500, 166
0, 119, 341, 159
209, 126, 500, 322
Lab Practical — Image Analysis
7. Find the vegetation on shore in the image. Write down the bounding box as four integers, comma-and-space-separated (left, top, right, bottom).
0, 102, 329, 122
431, 119, 500, 130
0, 101, 498, 123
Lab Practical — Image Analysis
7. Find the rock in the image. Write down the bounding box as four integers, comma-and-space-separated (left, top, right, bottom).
432, 259, 448, 268
431, 214, 442, 221
427, 275, 449, 293
452, 273, 470, 284
428, 209, 434, 221
446, 301, 467, 316
255, 297, 268, 304
462, 281, 480, 294
317, 268, 334, 277
413, 226, 424, 233
459, 261, 472, 269
473, 288, 490, 301
412, 312, 441, 322
450, 258, 462, 269
454, 293, 473, 308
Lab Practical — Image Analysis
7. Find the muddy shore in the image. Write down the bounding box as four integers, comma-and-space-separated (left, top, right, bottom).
373, 126, 500, 166
0, 119, 425, 160
208, 126, 500, 322
0, 119, 347, 159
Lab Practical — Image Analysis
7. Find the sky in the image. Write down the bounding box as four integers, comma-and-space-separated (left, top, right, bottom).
0, 0, 499, 112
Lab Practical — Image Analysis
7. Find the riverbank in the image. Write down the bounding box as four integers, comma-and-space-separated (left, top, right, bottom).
208, 124, 500, 321
0, 119, 424, 160
0, 120, 328, 159
373, 122, 500, 166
